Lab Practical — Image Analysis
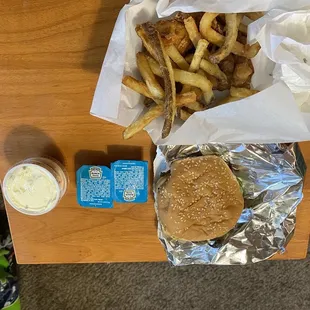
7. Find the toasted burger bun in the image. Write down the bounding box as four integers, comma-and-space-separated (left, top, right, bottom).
157, 155, 244, 241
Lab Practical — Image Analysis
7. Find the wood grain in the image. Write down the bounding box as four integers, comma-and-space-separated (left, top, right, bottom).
0, 0, 309, 264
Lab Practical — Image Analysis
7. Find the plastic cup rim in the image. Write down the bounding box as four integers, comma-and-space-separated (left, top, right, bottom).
3, 163, 61, 216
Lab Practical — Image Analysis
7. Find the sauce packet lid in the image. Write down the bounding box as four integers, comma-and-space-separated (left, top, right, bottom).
111, 160, 148, 203
76, 165, 113, 208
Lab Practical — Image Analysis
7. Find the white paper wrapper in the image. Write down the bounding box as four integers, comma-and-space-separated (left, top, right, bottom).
156, 0, 310, 16
91, 0, 310, 144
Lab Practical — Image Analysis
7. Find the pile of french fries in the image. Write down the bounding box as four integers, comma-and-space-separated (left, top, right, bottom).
122, 12, 263, 139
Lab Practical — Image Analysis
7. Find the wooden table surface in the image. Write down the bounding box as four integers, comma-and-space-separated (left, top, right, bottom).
0, 0, 309, 264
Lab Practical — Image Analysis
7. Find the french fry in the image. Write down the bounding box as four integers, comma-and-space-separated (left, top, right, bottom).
242, 78, 252, 89
174, 69, 214, 104
209, 14, 241, 64
166, 44, 189, 70
245, 12, 264, 21
143, 97, 154, 108
239, 23, 248, 35
136, 25, 157, 59
145, 55, 214, 105
123, 75, 197, 106
184, 16, 203, 47
174, 12, 204, 24
219, 54, 235, 76
199, 13, 260, 58
145, 54, 162, 76
245, 42, 261, 59
178, 108, 192, 121
179, 54, 228, 88
197, 68, 219, 90
188, 39, 209, 72
186, 101, 205, 111
232, 60, 253, 86
230, 87, 259, 98
155, 20, 193, 55
122, 76, 164, 106
184, 16, 210, 60
214, 87, 259, 108
122, 75, 169, 107
216, 14, 226, 24
166, 57, 203, 98
200, 13, 233, 50
205, 73, 219, 89
181, 39, 209, 93
200, 59, 228, 88
197, 69, 206, 76
212, 18, 225, 35
124, 12, 260, 140
196, 69, 212, 93
123, 91, 198, 139
175, 92, 198, 105
123, 105, 163, 139
141, 22, 176, 139
184, 32, 228, 87
177, 35, 193, 56
136, 52, 164, 99
184, 54, 194, 63
184, 70, 205, 99
237, 32, 247, 44
156, 92, 198, 106
218, 13, 248, 34
139, 20, 196, 71
122, 76, 152, 98
216, 96, 239, 106
190, 87, 203, 100
184, 20, 229, 86
210, 44, 218, 54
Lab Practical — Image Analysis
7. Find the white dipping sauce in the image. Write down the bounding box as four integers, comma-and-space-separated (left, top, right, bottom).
3, 164, 60, 214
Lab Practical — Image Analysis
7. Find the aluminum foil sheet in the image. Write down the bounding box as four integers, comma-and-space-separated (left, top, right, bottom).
153, 144, 306, 265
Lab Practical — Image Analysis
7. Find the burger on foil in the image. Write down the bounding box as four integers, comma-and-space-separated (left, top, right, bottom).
157, 156, 244, 241
154, 144, 306, 265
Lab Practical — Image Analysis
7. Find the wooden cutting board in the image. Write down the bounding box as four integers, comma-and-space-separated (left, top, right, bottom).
0, 0, 309, 263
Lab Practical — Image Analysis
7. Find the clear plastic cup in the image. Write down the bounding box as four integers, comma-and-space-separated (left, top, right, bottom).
2, 157, 68, 216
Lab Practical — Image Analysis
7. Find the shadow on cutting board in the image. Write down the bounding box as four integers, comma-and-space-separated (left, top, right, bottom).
3, 125, 65, 167
82, 0, 122, 73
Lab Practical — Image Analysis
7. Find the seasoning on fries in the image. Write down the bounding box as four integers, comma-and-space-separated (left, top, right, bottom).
122, 10, 263, 139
